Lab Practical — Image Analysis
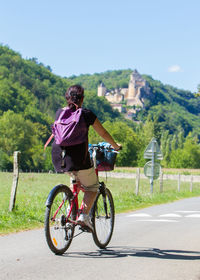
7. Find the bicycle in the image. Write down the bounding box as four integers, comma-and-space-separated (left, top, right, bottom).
44, 143, 118, 255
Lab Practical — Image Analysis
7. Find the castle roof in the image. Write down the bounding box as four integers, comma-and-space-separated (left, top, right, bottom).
130, 69, 144, 82
99, 82, 106, 88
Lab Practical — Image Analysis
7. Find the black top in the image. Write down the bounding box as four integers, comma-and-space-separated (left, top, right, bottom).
51, 108, 97, 172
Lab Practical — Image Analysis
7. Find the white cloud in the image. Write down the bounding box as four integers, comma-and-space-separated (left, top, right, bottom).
168, 65, 182, 73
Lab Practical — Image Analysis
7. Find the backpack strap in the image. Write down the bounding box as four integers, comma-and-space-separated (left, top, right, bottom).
44, 134, 54, 150
56, 107, 68, 123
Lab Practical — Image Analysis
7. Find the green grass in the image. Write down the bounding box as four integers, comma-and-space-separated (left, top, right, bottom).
114, 167, 200, 175
0, 172, 200, 235
101, 176, 200, 212
0, 172, 70, 235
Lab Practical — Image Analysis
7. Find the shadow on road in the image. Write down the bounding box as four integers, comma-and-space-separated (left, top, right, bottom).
64, 246, 200, 260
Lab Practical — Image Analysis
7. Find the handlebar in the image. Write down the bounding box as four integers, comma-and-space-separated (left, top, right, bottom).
89, 143, 122, 153
89, 142, 121, 171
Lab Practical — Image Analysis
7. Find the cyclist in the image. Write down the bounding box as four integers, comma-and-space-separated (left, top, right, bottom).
52, 85, 121, 232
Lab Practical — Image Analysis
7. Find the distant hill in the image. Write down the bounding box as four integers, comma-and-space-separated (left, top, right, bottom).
0, 44, 200, 138
0, 45, 124, 125
1, 44, 200, 170
69, 71, 200, 137
0, 45, 127, 170
139, 75, 200, 136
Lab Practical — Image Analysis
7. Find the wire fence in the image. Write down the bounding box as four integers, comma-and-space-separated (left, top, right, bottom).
99, 169, 200, 195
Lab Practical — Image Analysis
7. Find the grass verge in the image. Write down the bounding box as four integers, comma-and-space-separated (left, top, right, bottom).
114, 167, 200, 175
0, 172, 200, 235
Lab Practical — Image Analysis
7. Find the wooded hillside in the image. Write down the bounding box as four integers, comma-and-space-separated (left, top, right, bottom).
0, 45, 200, 170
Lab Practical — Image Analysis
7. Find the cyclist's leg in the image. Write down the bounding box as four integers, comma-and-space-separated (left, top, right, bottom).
65, 172, 75, 191
81, 191, 97, 214
76, 166, 99, 214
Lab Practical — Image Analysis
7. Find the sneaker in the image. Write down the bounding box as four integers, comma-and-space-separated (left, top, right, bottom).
77, 214, 94, 233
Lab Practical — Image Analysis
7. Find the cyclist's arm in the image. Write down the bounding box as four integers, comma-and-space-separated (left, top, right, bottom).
92, 118, 121, 150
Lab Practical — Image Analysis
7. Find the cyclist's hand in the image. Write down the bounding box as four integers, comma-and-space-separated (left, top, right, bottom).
114, 144, 122, 151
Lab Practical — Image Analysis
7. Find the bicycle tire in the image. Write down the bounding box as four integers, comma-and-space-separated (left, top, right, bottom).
92, 186, 115, 248
44, 185, 76, 255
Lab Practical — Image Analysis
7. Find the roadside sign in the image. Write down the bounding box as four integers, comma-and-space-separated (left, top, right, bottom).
144, 161, 161, 180
143, 137, 163, 160
143, 138, 163, 193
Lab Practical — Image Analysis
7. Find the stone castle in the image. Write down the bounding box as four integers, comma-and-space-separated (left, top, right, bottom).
97, 70, 151, 117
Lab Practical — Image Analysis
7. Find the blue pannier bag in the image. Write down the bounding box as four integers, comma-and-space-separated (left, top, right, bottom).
89, 142, 117, 171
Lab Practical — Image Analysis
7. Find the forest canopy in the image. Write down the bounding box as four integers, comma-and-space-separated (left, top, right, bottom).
0, 45, 200, 170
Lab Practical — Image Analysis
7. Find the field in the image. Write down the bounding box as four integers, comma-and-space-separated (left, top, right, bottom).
114, 167, 200, 175
0, 171, 200, 235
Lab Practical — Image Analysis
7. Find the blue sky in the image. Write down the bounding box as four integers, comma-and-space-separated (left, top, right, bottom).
0, 0, 200, 92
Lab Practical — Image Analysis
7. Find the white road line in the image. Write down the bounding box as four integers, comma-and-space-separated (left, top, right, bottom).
185, 214, 200, 218
159, 213, 182, 218
175, 210, 200, 213
135, 219, 178, 223
127, 211, 200, 220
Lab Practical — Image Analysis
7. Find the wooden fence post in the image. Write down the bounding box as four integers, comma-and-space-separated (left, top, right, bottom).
135, 168, 140, 196
178, 174, 181, 192
160, 171, 163, 193
9, 151, 21, 212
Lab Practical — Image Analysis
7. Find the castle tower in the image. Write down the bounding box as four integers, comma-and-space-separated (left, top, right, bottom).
97, 82, 107, 97
131, 69, 142, 81
127, 74, 137, 99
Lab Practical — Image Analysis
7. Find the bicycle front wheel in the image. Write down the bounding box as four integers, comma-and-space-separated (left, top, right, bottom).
44, 185, 76, 255
92, 187, 115, 249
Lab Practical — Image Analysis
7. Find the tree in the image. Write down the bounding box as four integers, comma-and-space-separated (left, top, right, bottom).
0, 110, 43, 170
0, 149, 12, 170
83, 91, 121, 123
171, 134, 178, 151
89, 120, 140, 167
169, 136, 200, 168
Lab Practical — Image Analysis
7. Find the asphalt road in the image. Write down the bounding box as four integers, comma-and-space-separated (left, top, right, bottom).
1, 197, 200, 280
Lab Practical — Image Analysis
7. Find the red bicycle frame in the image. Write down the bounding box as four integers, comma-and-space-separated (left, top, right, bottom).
53, 146, 99, 224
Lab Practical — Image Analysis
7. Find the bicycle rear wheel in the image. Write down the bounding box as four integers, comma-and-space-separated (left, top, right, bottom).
44, 185, 76, 255
92, 186, 115, 248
